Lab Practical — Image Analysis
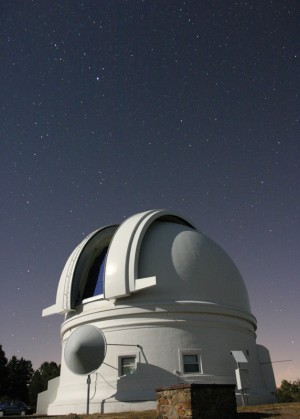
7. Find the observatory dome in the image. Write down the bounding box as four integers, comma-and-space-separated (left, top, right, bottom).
43, 209, 252, 319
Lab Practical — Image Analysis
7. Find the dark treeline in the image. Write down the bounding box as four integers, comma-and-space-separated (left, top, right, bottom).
276, 379, 300, 403
0, 345, 60, 408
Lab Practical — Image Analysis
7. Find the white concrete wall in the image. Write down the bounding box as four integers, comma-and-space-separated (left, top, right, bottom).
36, 376, 60, 414
42, 299, 272, 414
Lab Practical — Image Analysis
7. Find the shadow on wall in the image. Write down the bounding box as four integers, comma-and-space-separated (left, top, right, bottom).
115, 362, 178, 401
115, 363, 178, 402
98, 362, 178, 413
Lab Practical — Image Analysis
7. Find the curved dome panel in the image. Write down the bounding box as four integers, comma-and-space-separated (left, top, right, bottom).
104, 209, 194, 299
137, 220, 251, 313
43, 225, 118, 316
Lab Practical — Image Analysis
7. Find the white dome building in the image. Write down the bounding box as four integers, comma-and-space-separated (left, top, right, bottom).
37, 210, 276, 414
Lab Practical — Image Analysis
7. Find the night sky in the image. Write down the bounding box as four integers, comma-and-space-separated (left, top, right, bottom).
1, 1, 299, 386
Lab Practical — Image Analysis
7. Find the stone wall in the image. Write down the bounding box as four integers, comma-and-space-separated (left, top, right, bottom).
156, 383, 237, 419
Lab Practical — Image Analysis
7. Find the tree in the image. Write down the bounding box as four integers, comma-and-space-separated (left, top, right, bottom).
0, 345, 61, 407
276, 379, 300, 403
0, 345, 8, 398
6, 356, 34, 403
28, 361, 60, 407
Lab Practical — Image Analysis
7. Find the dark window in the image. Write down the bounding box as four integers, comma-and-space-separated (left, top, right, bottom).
120, 356, 136, 375
183, 354, 199, 373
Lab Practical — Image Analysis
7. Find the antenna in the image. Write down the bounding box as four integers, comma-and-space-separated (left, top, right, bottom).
64, 325, 107, 413
64, 324, 106, 375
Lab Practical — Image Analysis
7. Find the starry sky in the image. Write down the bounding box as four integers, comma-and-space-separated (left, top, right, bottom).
1, 1, 299, 387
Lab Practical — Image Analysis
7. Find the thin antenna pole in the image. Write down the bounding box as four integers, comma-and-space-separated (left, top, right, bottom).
260, 360, 292, 364
87, 374, 91, 414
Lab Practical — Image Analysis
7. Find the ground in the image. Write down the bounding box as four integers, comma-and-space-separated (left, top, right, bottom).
42, 402, 300, 418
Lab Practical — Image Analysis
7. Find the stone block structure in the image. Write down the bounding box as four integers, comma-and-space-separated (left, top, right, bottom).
156, 383, 237, 419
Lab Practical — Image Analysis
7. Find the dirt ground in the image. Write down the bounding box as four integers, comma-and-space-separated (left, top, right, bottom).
46, 402, 300, 418
237, 402, 300, 418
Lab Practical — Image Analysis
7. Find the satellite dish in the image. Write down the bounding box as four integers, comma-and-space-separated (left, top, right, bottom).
64, 325, 107, 375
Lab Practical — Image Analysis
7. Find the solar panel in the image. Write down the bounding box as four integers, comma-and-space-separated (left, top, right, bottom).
231, 351, 248, 363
